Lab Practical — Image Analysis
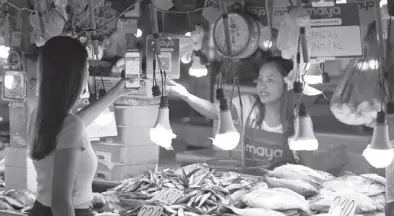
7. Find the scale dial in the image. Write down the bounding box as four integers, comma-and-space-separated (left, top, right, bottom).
213, 13, 251, 57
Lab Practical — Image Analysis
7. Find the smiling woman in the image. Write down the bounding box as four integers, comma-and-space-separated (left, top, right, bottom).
168, 56, 296, 171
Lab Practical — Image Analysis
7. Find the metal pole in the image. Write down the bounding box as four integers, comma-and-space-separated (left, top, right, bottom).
374, 0, 394, 212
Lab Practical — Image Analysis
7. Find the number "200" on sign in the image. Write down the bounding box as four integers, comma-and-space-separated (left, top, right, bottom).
137, 205, 163, 216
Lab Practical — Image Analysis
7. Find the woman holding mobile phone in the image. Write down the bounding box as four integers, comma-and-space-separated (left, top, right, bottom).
28, 36, 134, 216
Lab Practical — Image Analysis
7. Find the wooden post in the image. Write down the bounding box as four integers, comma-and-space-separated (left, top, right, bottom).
5, 0, 36, 192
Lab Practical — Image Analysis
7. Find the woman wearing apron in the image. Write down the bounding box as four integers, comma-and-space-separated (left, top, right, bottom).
169, 56, 298, 170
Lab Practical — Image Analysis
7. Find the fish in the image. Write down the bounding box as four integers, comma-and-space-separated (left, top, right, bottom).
363, 212, 386, 216
361, 173, 387, 185
370, 193, 386, 206
265, 164, 325, 184
230, 189, 249, 203
322, 173, 385, 196
264, 175, 319, 197
4, 189, 35, 206
226, 206, 286, 216
309, 191, 384, 214
0, 200, 14, 211
314, 213, 384, 216
241, 189, 312, 215
271, 188, 307, 201
315, 170, 336, 181
313, 214, 364, 216
91, 193, 107, 209
0, 195, 24, 209
250, 181, 268, 191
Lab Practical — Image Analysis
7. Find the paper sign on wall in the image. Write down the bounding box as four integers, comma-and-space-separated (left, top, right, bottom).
328, 195, 357, 216
302, 3, 363, 58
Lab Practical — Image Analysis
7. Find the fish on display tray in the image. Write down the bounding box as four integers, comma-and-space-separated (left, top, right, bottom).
264, 164, 327, 184
264, 175, 319, 197
370, 193, 386, 206
309, 191, 384, 214
4, 189, 35, 206
241, 188, 313, 215
315, 170, 335, 181
226, 205, 286, 216
91, 163, 389, 216
361, 173, 387, 185
322, 172, 385, 197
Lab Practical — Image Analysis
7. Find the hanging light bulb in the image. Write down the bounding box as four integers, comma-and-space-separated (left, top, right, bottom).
86, 44, 104, 60
0, 46, 10, 59
189, 53, 208, 78
303, 63, 323, 85
210, 89, 240, 150
185, 32, 191, 36
150, 96, 176, 150
288, 103, 319, 151
135, 29, 143, 38
363, 111, 394, 168
181, 53, 192, 64
4, 74, 14, 89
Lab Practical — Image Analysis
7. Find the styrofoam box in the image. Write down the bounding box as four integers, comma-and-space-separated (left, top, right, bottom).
114, 105, 158, 127
95, 162, 157, 181
115, 125, 154, 145
91, 141, 159, 164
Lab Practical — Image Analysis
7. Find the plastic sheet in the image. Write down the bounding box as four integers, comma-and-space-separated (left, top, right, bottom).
330, 22, 384, 127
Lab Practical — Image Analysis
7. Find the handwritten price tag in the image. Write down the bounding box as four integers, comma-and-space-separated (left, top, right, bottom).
154, 188, 183, 205
328, 195, 357, 216
137, 205, 163, 216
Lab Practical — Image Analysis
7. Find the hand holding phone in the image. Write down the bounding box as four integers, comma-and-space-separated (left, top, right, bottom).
125, 50, 141, 88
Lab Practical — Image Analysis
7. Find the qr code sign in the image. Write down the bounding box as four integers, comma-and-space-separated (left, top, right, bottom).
156, 52, 172, 72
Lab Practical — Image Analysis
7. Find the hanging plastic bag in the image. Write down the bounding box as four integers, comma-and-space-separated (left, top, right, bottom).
277, 4, 310, 59
330, 22, 383, 127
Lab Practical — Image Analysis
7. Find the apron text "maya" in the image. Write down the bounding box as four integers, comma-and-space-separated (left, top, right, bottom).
245, 144, 283, 161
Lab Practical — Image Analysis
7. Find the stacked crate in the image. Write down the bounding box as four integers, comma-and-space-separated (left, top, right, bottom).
92, 104, 160, 182
5, 102, 37, 192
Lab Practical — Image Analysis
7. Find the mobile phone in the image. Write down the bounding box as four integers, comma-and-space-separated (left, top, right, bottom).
125, 50, 141, 88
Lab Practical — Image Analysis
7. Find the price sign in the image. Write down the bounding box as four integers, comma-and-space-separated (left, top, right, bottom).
328, 195, 357, 216
289, 3, 363, 59
154, 188, 183, 205
137, 205, 163, 216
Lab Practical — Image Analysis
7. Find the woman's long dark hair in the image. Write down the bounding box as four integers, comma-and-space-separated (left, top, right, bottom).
252, 56, 294, 135
31, 36, 88, 160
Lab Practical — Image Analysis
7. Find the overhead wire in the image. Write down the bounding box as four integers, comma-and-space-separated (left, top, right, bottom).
148, 1, 205, 14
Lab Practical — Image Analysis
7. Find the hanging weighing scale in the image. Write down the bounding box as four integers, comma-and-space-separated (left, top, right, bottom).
213, 12, 260, 59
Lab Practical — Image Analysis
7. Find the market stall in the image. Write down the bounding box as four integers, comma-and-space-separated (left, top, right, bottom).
0, 0, 392, 216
